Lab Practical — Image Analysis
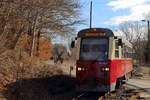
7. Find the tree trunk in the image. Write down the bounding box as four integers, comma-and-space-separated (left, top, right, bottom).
36, 29, 41, 56
7, 27, 25, 49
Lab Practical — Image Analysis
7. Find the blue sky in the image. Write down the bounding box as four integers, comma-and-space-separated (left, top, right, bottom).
53, 0, 150, 44
79, 0, 116, 29
78, 0, 150, 31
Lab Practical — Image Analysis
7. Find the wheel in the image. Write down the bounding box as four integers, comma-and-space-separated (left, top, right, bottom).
115, 78, 122, 89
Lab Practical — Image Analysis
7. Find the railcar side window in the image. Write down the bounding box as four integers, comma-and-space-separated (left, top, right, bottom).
123, 45, 132, 58
122, 44, 125, 58
115, 40, 119, 58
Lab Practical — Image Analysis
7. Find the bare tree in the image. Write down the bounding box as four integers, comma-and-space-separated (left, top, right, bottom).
52, 44, 67, 63
119, 21, 147, 64
0, 0, 81, 56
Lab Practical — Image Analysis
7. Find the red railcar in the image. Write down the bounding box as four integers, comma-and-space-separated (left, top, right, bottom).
72, 28, 133, 92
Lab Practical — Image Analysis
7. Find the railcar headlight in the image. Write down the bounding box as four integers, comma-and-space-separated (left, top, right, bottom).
105, 67, 110, 71
77, 67, 82, 71
101, 67, 110, 72
77, 67, 85, 71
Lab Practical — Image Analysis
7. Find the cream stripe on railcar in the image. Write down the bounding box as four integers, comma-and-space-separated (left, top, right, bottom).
109, 37, 122, 59
108, 37, 133, 60
76, 38, 81, 60
108, 37, 115, 60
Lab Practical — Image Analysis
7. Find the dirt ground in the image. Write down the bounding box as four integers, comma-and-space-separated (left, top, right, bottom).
133, 65, 150, 80
126, 65, 150, 100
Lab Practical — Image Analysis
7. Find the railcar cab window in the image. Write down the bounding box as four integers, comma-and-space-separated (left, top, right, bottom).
80, 37, 108, 61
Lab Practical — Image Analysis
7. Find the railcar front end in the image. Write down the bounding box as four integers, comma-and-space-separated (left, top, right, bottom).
73, 28, 133, 92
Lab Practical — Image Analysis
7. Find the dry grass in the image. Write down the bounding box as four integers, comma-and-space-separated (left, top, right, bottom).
0, 48, 65, 100
0, 49, 63, 87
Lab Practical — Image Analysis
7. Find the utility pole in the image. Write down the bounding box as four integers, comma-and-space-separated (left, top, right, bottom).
90, 1, 93, 28
142, 20, 150, 62
147, 20, 150, 63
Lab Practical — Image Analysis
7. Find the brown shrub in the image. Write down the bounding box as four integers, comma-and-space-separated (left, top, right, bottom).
0, 49, 62, 88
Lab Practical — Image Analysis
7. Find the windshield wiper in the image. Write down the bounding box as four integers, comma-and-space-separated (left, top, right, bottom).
92, 54, 102, 64
92, 52, 107, 64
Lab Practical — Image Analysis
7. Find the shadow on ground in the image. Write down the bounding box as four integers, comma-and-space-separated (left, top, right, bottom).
3, 75, 76, 100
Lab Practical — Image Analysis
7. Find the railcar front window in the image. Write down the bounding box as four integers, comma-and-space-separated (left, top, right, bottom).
80, 38, 108, 61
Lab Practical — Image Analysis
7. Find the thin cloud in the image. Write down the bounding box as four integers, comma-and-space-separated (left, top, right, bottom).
106, 0, 150, 26
107, 0, 150, 11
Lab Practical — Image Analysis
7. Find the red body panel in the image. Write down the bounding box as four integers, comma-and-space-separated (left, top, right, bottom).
76, 61, 110, 84
110, 59, 133, 83
76, 59, 133, 85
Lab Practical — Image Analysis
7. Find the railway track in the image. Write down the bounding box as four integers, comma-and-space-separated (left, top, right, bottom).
71, 83, 150, 100
72, 92, 105, 100
72, 88, 124, 100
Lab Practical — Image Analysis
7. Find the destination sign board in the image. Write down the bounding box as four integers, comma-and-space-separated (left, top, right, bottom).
85, 33, 106, 37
